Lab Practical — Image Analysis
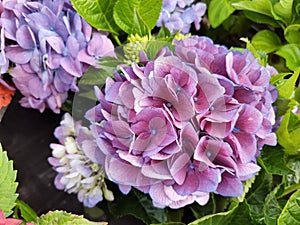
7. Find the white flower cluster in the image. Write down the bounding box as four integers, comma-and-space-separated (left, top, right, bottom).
48, 113, 114, 208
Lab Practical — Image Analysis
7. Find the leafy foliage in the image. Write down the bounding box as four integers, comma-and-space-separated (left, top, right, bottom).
113, 0, 162, 36
107, 189, 167, 225
251, 30, 282, 53
277, 189, 300, 225
258, 145, 291, 176
244, 171, 272, 224
276, 45, 300, 71
14, 200, 38, 223
70, 0, 162, 41
188, 202, 253, 225
0, 144, 18, 217
33, 210, 107, 225
276, 109, 300, 155
70, 0, 119, 34
264, 186, 283, 225
208, 0, 237, 28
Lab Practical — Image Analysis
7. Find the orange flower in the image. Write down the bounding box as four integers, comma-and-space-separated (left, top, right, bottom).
0, 83, 15, 109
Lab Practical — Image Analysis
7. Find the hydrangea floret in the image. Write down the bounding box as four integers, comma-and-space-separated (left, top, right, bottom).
0, 0, 114, 113
156, 0, 207, 34
48, 113, 114, 208
85, 35, 278, 208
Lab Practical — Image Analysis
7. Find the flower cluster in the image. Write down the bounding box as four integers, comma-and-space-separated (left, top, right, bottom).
85, 35, 277, 209
0, 0, 114, 113
156, 0, 206, 34
48, 113, 114, 208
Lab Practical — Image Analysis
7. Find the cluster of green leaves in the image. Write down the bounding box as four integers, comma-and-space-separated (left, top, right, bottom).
208, 0, 300, 71
33, 211, 107, 225
70, 0, 163, 44
0, 144, 18, 217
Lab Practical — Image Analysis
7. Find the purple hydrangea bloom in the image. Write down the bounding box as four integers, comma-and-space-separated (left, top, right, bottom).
0, 0, 114, 113
85, 36, 277, 208
157, 0, 206, 34
0, 27, 8, 75
48, 113, 114, 208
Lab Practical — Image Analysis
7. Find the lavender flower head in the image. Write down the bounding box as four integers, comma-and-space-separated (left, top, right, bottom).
0, 0, 114, 113
0, 2, 11, 90
156, 0, 207, 34
48, 113, 114, 208
85, 35, 278, 209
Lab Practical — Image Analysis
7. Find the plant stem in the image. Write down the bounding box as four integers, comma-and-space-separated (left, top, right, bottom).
113, 35, 122, 46
212, 194, 217, 214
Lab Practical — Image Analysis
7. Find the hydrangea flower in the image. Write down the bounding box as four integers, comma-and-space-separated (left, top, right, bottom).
0, 27, 8, 76
0, 0, 114, 113
85, 35, 277, 209
156, 0, 207, 34
48, 113, 114, 208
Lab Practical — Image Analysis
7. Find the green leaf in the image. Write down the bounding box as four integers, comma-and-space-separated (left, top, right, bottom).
272, 0, 293, 25
188, 202, 253, 225
0, 144, 18, 217
72, 65, 117, 121
258, 145, 291, 175
208, 0, 236, 28
270, 72, 291, 85
113, 0, 162, 36
222, 14, 252, 35
276, 44, 300, 71
295, 86, 300, 103
264, 186, 283, 225
77, 67, 112, 86
277, 70, 299, 99
156, 25, 172, 40
70, 0, 119, 34
232, 0, 273, 17
278, 189, 300, 225
276, 110, 300, 155
240, 37, 268, 66
107, 189, 167, 225
282, 156, 300, 197
14, 200, 38, 222
232, 0, 281, 27
34, 210, 107, 225
100, 53, 128, 74
244, 11, 281, 27
144, 41, 174, 60
251, 30, 281, 53
285, 24, 300, 44
245, 171, 273, 224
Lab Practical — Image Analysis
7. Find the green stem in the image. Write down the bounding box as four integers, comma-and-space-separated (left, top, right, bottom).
113, 34, 122, 46
212, 194, 217, 214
